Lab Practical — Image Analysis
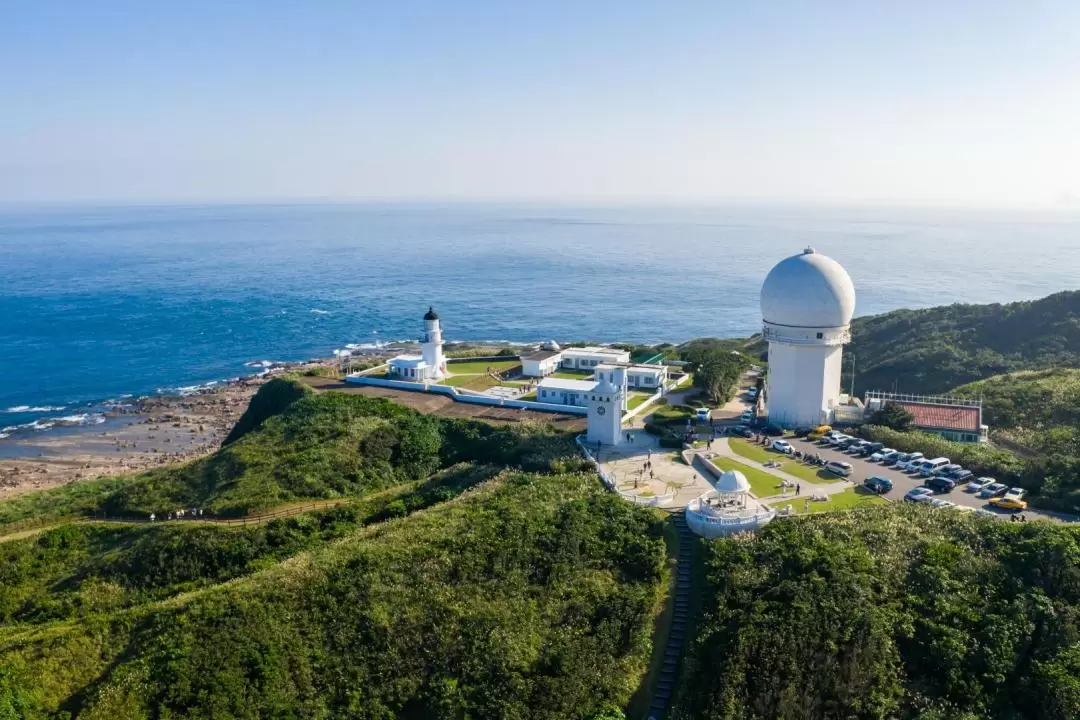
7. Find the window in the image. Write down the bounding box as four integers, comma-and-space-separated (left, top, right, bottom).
816, 332, 824, 339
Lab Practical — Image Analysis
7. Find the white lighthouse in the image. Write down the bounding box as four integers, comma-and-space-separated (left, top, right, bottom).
420, 306, 447, 380
760, 247, 855, 428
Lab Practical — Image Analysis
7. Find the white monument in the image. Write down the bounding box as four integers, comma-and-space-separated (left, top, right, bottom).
760, 247, 855, 428
586, 366, 626, 447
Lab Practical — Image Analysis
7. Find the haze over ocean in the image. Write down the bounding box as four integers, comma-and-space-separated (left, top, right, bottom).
2, 202, 1079, 427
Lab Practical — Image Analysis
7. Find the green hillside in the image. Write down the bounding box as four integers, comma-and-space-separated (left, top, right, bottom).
953, 368, 1080, 456
846, 290, 1080, 396
0, 386, 666, 718
673, 508, 1080, 720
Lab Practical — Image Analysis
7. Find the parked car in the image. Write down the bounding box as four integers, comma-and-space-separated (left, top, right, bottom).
739, 411, 754, 423
837, 437, 861, 450
771, 439, 793, 454
917, 457, 951, 477
930, 499, 956, 510
863, 476, 893, 494
925, 476, 956, 493
762, 425, 785, 437
975, 508, 999, 519
904, 487, 934, 504
895, 452, 925, 472
965, 477, 995, 493
1003, 487, 1027, 502
807, 424, 833, 441
845, 440, 871, 455
732, 425, 754, 438
977, 482, 1009, 499
695, 408, 711, 423
990, 496, 1028, 511
950, 469, 974, 483
953, 505, 976, 514
747, 387, 758, 399
824, 460, 853, 477
869, 448, 896, 463
932, 463, 963, 477
859, 442, 885, 457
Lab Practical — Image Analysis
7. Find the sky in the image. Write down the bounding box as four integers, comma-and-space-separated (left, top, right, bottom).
2, 1, 1079, 206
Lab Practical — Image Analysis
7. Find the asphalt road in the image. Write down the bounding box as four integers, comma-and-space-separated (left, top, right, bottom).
783, 435, 1065, 521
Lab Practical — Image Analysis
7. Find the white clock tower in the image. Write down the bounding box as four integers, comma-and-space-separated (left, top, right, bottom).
587, 368, 626, 447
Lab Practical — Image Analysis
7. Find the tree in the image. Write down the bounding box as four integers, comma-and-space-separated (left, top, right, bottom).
870, 402, 915, 431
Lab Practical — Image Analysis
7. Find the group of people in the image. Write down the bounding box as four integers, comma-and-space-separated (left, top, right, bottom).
148, 507, 206, 522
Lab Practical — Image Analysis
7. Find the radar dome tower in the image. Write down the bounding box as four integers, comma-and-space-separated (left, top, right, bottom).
759, 247, 855, 428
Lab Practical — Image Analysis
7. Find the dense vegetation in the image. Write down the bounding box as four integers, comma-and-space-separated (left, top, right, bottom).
845, 290, 1080, 396
0, 386, 667, 719
953, 369, 1080, 456
679, 338, 753, 404
674, 508, 1080, 720
0, 380, 583, 527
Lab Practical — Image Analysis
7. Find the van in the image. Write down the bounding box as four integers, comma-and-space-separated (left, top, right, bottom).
917, 457, 950, 477
825, 460, 853, 477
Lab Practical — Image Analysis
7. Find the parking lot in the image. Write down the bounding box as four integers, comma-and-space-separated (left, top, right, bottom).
783, 435, 1062, 521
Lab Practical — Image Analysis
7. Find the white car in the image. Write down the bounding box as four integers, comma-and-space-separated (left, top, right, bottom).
771, 439, 793, 454
953, 505, 976, 514
1003, 487, 1027, 502
895, 452, 925, 472
964, 477, 995, 493
695, 408, 711, 422
869, 447, 896, 462
739, 411, 754, 423
824, 460, 853, 477
930, 499, 956, 510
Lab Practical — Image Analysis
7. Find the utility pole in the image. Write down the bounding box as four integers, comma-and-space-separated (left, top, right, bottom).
849, 353, 856, 398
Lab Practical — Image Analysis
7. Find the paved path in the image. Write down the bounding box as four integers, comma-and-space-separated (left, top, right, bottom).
647, 511, 695, 720
598, 430, 713, 506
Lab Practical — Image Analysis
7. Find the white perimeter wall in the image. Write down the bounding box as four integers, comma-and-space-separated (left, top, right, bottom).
766, 342, 843, 427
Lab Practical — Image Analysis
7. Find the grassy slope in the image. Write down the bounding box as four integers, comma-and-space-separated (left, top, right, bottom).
673, 507, 1080, 720
0, 470, 665, 719
845, 290, 1080, 396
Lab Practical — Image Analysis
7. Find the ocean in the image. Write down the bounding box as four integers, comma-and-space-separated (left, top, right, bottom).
2, 202, 1079, 434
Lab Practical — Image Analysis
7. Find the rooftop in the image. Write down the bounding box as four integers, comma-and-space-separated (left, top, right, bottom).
562, 346, 630, 357
595, 362, 666, 373
522, 349, 562, 361
389, 355, 428, 369
892, 401, 981, 432
537, 377, 599, 392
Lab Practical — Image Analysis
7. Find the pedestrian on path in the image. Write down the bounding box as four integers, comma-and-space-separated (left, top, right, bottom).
804, 499, 810, 513
796, 483, 801, 496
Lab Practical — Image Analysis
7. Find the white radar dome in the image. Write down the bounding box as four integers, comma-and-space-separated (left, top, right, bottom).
760, 247, 855, 329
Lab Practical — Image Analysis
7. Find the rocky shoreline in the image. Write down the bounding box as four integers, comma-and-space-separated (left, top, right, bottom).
0, 341, 531, 499
0, 365, 315, 498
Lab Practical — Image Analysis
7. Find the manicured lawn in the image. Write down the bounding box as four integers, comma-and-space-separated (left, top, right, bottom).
627, 392, 654, 412
707, 456, 787, 498
727, 438, 845, 484
445, 360, 520, 375
519, 391, 537, 401
768, 487, 886, 514
549, 370, 594, 380
440, 374, 501, 390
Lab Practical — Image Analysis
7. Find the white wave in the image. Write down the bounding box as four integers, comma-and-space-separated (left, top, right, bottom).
4, 405, 66, 413
0, 433, 8, 440
54, 413, 107, 426
310, 308, 331, 315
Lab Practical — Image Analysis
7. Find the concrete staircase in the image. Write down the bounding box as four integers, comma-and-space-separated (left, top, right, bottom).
647, 510, 695, 720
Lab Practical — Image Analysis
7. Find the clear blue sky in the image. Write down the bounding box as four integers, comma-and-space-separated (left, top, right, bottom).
2, 1, 1078, 205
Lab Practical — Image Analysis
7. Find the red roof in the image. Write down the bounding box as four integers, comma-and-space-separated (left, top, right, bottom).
892, 402, 981, 432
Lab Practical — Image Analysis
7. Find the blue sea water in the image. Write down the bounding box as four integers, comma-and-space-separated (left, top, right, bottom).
2, 202, 1079, 433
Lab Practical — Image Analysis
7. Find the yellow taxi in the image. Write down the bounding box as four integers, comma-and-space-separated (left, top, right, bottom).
807, 425, 833, 441
989, 496, 1028, 511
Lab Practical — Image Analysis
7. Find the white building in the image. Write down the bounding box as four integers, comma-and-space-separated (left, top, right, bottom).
586, 368, 627, 447
595, 362, 667, 391
388, 307, 448, 382
520, 349, 563, 378
536, 378, 598, 407
760, 247, 855, 428
558, 346, 630, 371
685, 469, 776, 538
